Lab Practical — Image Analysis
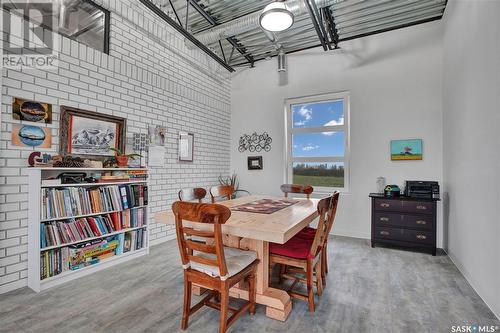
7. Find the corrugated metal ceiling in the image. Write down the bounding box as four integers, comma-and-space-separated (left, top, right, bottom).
150, 0, 447, 67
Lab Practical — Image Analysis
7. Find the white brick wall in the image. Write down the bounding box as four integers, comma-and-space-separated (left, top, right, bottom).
0, 0, 231, 293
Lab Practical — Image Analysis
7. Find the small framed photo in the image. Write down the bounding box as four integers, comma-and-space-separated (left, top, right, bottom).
178, 132, 194, 162
247, 156, 263, 170
390, 139, 423, 161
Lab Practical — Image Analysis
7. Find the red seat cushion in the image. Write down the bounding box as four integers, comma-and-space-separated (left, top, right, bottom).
269, 235, 314, 259
295, 226, 316, 240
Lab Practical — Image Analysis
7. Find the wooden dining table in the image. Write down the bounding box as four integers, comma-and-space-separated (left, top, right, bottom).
154, 195, 319, 321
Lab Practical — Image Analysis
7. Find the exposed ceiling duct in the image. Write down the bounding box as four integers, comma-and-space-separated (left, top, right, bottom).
187, 0, 344, 48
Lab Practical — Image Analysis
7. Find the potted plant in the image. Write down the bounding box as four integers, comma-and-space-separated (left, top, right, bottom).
218, 172, 250, 199
109, 148, 141, 167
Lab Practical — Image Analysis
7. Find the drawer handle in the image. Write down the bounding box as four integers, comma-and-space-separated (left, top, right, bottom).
380, 203, 390, 208
416, 205, 427, 210
380, 217, 389, 222
416, 235, 427, 240
380, 231, 390, 236
416, 220, 427, 225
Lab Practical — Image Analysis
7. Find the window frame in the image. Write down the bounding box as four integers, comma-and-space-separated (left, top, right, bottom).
284, 91, 351, 194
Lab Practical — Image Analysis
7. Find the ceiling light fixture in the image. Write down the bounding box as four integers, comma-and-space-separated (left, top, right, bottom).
259, 1, 294, 32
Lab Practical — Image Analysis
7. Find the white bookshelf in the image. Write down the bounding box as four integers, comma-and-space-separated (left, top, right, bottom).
27, 167, 150, 292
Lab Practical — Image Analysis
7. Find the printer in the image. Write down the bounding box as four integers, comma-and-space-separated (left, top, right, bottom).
404, 181, 440, 199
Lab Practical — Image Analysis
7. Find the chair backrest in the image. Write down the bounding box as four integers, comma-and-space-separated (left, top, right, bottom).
309, 192, 340, 258
280, 184, 314, 199
209, 185, 234, 203
178, 187, 207, 203
172, 201, 231, 278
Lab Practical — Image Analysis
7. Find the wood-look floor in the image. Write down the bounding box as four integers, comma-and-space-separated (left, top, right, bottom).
1, 236, 498, 333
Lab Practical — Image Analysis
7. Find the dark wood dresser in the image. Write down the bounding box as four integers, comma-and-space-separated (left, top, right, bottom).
369, 193, 439, 255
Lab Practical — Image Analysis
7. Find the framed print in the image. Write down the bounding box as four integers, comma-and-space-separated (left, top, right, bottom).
247, 156, 263, 170
178, 132, 194, 162
390, 139, 423, 161
60, 106, 126, 160
12, 124, 51, 148
13, 97, 52, 123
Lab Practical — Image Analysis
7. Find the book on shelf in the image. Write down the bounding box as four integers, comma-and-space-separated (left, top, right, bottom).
40, 209, 146, 248
40, 231, 146, 280
41, 184, 148, 220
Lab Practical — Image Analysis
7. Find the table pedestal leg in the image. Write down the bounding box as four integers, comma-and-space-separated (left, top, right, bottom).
230, 238, 292, 321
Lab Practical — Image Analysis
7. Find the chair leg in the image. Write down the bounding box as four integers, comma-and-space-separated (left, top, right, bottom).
306, 260, 315, 312
324, 243, 329, 274
321, 248, 327, 287
278, 264, 286, 285
248, 272, 256, 315
219, 284, 229, 333
315, 260, 323, 296
181, 278, 192, 330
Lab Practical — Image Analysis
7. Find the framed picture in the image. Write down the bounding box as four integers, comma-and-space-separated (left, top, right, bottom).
178, 132, 194, 162
247, 156, 263, 170
12, 124, 52, 148
13, 97, 52, 123
390, 139, 423, 161
60, 106, 126, 160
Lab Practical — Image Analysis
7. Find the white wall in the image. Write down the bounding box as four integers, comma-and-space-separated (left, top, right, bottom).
231, 21, 444, 242
442, 0, 500, 318
0, 0, 231, 293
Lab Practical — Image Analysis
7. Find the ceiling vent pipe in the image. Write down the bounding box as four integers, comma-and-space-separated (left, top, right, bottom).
188, 0, 343, 48
277, 48, 286, 72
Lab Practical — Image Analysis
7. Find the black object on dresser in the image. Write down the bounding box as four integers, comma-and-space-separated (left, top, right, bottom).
369, 193, 439, 256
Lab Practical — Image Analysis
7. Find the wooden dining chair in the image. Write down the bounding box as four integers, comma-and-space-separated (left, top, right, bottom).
209, 185, 234, 203
178, 187, 207, 202
269, 192, 339, 312
172, 201, 259, 333
280, 184, 314, 199
295, 191, 340, 287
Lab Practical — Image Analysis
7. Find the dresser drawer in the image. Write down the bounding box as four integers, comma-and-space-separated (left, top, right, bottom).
374, 227, 404, 241
402, 215, 433, 230
373, 227, 434, 245
404, 229, 434, 245
373, 199, 402, 212
374, 213, 401, 227
374, 213, 433, 230
402, 200, 434, 215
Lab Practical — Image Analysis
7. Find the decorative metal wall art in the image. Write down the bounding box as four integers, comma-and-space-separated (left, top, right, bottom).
238, 132, 272, 152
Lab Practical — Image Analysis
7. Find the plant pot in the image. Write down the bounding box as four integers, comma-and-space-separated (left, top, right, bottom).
115, 155, 129, 167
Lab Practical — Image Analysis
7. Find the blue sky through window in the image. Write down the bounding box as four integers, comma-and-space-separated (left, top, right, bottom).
292, 100, 344, 128
293, 132, 345, 157
292, 99, 345, 157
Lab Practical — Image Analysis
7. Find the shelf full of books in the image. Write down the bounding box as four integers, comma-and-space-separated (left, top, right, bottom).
28, 168, 150, 292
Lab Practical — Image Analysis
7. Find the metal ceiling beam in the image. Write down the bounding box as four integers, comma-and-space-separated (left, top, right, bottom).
139, 0, 235, 72
322, 7, 339, 48
231, 15, 443, 67
304, 0, 328, 51
189, 0, 255, 66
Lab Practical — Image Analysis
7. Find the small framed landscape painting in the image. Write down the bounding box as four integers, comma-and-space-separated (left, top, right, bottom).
12, 124, 52, 148
59, 106, 126, 160
13, 98, 52, 123
390, 139, 423, 161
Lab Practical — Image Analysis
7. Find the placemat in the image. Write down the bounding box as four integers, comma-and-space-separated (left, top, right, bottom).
232, 199, 298, 214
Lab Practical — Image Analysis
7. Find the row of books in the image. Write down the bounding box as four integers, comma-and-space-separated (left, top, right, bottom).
41, 184, 148, 220
40, 209, 146, 248
40, 231, 146, 280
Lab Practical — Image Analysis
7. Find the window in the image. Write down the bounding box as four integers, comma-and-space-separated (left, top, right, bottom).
58, 0, 110, 54
5, 0, 110, 54
285, 92, 350, 192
